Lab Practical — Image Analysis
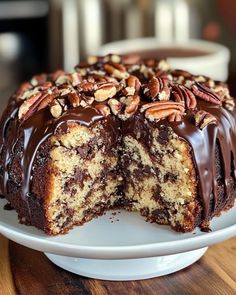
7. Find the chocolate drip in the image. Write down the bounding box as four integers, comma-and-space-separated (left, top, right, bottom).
122, 100, 236, 219
171, 100, 236, 217
0, 98, 236, 223
0, 104, 116, 212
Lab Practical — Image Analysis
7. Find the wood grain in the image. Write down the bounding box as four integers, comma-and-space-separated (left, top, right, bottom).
0, 235, 15, 295
1, 236, 234, 295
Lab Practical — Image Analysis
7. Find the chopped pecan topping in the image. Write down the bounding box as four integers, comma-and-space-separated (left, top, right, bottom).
194, 110, 217, 129
38, 81, 53, 90
13, 54, 234, 125
171, 69, 192, 79
50, 70, 66, 82
192, 82, 221, 105
108, 98, 122, 115
94, 82, 117, 102
37, 93, 57, 111
157, 60, 171, 71
120, 95, 140, 117
213, 83, 229, 99
70, 72, 82, 86
172, 85, 197, 109
30, 73, 47, 86
141, 101, 185, 122
144, 77, 170, 101
95, 104, 111, 117
104, 63, 129, 80
67, 92, 81, 107
15, 82, 33, 100
223, 97, 235, 111
122, 75, 141, 96
18, 92, 42, 120
80, 95, 94, 107
55, 75, 72, 86
50, 100, 63, 118
79, 80, 94, 93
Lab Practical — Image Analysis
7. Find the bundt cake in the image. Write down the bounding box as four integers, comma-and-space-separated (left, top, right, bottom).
0, 54, 235, 235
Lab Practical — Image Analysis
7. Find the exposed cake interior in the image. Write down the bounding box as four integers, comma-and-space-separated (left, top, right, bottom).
40, 120, 198, 234
40, 121, 121, 234
121, 121, 198, 232
0, 54, 236, 235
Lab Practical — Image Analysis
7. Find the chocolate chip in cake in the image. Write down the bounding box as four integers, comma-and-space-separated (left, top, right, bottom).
151, 208, 169, 221
156, 127, 169, 145
151, 185, 162, 202
4, 203, 14, 210
164, 172, 178, 183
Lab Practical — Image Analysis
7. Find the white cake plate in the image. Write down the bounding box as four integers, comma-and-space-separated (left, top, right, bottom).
0, 198, 235, 281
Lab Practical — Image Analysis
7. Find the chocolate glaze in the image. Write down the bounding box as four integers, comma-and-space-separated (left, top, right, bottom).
0, 101, 118, 215
122, 100, 236, 218
0, 96, 236, 222
0, 86, 236, 225
171, 100, 236, 217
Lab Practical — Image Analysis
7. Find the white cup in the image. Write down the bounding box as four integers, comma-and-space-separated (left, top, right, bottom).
99, 38, 230, 82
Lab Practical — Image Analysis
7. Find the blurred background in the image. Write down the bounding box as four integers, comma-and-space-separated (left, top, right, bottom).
0, 0, 236, 105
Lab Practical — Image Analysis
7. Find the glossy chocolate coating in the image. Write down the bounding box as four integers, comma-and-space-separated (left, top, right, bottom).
0, 55, 236, 225
121, 100, 236, 218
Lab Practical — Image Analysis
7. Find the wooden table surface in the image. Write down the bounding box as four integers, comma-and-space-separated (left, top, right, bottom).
0, 234, 235, 295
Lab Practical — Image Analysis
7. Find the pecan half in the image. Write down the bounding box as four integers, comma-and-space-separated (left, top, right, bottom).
122, 75, 141, 96
108, 98, 122, 115
50, 100, 63, 118
194, 110, 217, 129
192, 82, 221, 105
120, 95, 140, 115
37, 93, 57, 111
168, 112, 183, 122
30, 73, 47, 86
18, 92, 42, 120
15, 82, 33, 100
95, 104, 111, 117
141, 101, 185, 122
59, 85, 80, 107
144, 77, 170, 101
156, 60, 171, 71
213, 83, 235, 110
127, 75, 141, 91
94, 82, 117, 102
223, 97, 235, 111
50, 70, 66, 82
213, 84, 230, 102
171, 69, 192, 79
80, 95, 94, 107
172, 85, 197, 109
55, 75, 71, 86
104, 63, 129, 80
79, 80, 94, 93
67, 92, 81, 107
70, 72, 82, 86
38, 81, 53, 90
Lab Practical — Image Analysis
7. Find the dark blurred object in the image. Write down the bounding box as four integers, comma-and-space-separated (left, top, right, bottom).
195, 0, 236, 95
0, 0, 49, 106
48, 0, 201, 71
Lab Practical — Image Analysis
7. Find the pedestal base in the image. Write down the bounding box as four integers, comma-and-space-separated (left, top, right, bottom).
45, 247, 208, 281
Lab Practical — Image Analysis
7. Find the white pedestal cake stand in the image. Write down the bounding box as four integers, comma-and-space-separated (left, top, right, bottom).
0, 198, 235, 281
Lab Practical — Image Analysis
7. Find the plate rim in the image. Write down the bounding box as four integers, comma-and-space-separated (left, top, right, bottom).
0, 209, 235, 259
